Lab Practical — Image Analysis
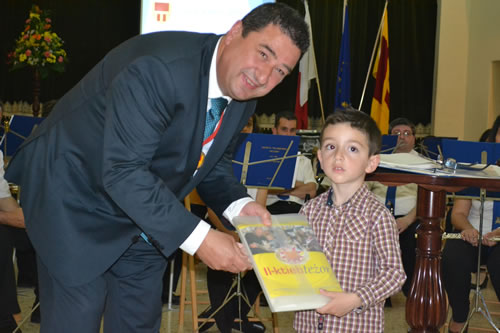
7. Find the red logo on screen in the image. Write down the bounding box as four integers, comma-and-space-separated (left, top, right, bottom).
154, 2, 170, 22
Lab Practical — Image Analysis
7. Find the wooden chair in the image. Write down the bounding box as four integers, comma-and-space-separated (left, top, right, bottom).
178, 195, 212, 333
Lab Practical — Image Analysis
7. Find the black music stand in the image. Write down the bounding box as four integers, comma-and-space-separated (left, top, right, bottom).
440, 141, 500, 332
0, 115, 44, 158
460, 188, 500, 333
199, 134, 300, 331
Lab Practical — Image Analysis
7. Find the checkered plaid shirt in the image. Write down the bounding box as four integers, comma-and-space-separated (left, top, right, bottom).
294, 184, 406, 333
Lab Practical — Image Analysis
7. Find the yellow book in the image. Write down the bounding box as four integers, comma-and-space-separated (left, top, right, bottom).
234, 213, 342, 312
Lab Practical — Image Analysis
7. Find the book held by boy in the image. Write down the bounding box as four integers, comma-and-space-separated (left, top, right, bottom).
233, 213, 342, 312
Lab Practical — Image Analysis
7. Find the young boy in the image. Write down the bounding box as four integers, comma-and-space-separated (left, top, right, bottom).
294, 110, 406, 332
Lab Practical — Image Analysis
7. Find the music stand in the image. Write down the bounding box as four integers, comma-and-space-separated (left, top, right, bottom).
461, 189, 500, 333
232, 133, 301, 190
381, 134, 398, 153
440, 140, 500, 332
0, 115, 44, 158
197, 271, 257, 332
199, 134, 300, 330
417, 136, 458, 160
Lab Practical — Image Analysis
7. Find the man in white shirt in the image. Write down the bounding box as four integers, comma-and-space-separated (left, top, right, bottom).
0, 149, 25, 333
366, 117, 419, 299
265, 111, 317, 214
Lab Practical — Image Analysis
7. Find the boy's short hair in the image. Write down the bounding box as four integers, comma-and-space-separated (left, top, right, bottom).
389, 117, 416, 135
320, 110, 382, 156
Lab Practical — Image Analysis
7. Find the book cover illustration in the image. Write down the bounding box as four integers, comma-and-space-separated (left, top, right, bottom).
233, 214, 342, 313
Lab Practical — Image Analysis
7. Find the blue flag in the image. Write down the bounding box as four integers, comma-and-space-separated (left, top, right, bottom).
334, 5, 351, 110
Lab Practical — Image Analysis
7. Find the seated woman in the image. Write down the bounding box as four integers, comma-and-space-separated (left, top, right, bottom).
441, 116, 500, 333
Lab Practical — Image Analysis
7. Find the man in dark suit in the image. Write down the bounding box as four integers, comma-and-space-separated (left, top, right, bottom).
5, 3, 309, 333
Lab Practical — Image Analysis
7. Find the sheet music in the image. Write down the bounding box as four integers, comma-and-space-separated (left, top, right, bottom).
379, 153, 500, 179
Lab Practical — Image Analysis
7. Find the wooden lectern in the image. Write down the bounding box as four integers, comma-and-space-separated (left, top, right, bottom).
366, 171, 500, 333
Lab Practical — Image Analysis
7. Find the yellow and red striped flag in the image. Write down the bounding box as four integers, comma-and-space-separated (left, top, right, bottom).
370, 7, 390, 134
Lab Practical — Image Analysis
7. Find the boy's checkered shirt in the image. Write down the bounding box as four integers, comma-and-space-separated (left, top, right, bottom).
294, 184, 406, 333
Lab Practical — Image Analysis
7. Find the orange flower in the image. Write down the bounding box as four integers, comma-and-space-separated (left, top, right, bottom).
25, 50, 32, 56
57, 56, 63, 63
34, 34, 41, 40
44, 24, 51, 30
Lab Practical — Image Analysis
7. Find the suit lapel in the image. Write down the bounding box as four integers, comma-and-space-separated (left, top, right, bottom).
179, 101, 251, 200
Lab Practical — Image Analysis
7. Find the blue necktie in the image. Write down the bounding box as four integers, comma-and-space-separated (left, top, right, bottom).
385, 186, 397, 215
493, 200, 500, 231
204, 98, 228, 141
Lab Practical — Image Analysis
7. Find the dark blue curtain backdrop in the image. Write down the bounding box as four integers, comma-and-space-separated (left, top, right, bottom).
0, 0, 436, 126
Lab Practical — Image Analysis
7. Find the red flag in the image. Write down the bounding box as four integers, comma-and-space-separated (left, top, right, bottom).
295, 72, 308, 129
295, 1, 317, 129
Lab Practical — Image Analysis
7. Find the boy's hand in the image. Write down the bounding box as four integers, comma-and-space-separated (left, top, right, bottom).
316, 290, 362, 317
239, 201, 272, 226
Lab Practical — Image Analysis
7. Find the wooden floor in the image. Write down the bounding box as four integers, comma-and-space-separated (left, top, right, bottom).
13, 263, 500, 332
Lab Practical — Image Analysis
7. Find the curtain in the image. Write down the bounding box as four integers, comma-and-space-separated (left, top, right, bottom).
0, 0, 141, 104
257, 0, 437, 126
0, 0, 436, 126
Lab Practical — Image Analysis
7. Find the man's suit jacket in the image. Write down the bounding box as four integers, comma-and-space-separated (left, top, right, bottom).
6, 31, 254, 286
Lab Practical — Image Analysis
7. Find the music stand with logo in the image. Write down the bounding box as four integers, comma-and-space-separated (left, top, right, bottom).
0, 115, 44, 159
196, 133, 300, 331
441, 139, 500, 333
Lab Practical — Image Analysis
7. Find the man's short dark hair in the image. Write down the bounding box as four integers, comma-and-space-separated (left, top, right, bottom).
389, 117, 416, 135
320, 110, 382, 156
241, 3, 310, 56
274, 111, 296, 128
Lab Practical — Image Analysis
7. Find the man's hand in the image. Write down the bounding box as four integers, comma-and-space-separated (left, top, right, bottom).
396, 216, 412, 233
316, 290, 362, 317
239, 201, 271, 226
196, 229, 252, 273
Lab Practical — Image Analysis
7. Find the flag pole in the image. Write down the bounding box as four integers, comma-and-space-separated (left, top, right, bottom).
342, 0, 347, 31
313, 53, 325, 125
358, 0, 388, 110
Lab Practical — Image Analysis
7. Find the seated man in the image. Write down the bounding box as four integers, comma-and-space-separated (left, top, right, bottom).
0, 150, 25, 333
366, 117, 419, 299
264, 111, 317, 214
